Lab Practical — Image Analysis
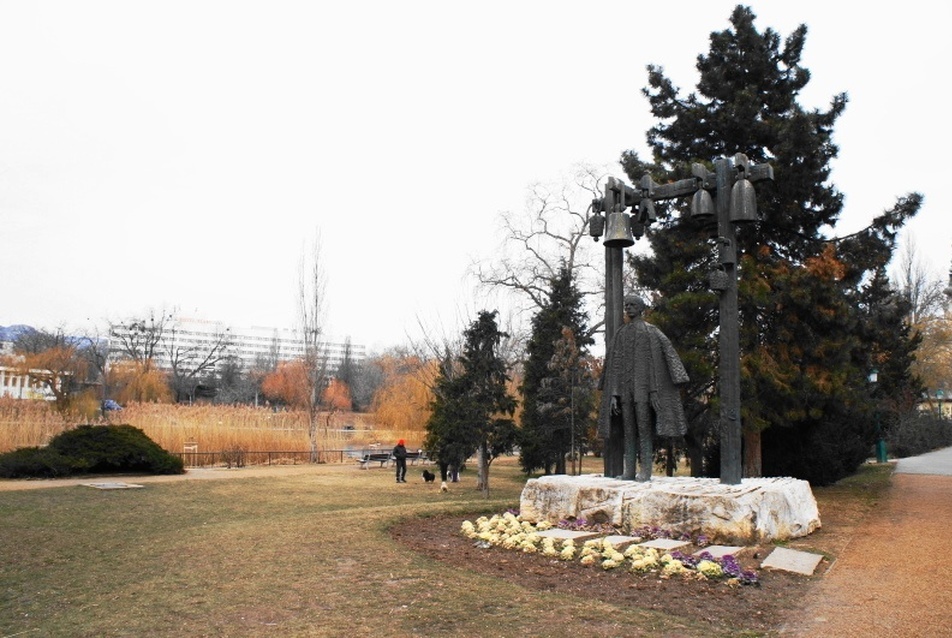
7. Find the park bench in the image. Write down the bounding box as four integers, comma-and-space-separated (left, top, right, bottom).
354, 451, 430, 469
405, 451, 430, 465
356, 452, 392, 469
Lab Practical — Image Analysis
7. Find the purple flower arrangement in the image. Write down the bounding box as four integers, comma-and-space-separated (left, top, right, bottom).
670, 550, 760, 586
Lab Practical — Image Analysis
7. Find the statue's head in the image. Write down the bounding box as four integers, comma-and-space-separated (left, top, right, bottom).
623, 296, 647, 318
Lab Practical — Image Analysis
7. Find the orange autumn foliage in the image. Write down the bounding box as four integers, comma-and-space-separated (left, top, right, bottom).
261, 360, 310, 408
111, 360, 173, 404
322, 378, 352, 412
370, 354, 438, 432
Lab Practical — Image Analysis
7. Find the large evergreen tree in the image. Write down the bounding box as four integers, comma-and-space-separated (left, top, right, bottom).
423, 310, 517, 494
620, 5, 922, 483
519, 265, 594, 475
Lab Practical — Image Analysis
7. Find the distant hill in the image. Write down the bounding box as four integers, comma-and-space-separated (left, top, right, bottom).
0, 325, 95, 349
0, 325, 34, 342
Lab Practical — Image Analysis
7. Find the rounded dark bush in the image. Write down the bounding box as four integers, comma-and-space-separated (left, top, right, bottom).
0, 424, 184, 479
0, 446, 79, 478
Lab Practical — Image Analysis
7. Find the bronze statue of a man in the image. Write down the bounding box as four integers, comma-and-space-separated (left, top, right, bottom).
598, 296, 689, 481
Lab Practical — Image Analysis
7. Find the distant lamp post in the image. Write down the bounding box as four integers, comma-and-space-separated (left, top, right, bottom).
937, 389, 946, 419
868, 369, 887, 463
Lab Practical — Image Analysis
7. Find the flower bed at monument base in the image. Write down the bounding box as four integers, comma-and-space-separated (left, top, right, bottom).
461, 511, 760, 587
389, 512, 820, 635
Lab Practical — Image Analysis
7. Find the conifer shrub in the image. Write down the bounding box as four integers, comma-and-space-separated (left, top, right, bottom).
0, 424, 184, 478
0, 446, 79, 478
761, 417, 873, 486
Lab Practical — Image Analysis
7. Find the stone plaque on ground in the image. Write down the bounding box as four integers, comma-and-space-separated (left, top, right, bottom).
603, 535, 640, 550
638, 538, 690, 552
82, 482, 144, 490
534, 529, 602, 542
761, 546, 824, 575
695, 545, 745, 559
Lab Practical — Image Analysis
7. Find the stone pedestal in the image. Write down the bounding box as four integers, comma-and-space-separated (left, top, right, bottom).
519, 474, 820, 544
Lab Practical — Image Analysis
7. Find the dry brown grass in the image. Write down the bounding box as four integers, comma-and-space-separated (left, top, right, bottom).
0, 399, 428, 457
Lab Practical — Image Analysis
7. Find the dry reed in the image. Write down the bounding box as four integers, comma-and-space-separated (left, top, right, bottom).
0, 399, 427, 458
0, 397, 73, 452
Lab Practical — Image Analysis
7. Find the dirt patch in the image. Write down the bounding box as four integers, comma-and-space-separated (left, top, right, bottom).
389, 514, 819, 635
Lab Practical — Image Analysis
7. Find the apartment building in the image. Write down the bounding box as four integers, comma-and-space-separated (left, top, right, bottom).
111, 317, 365, 376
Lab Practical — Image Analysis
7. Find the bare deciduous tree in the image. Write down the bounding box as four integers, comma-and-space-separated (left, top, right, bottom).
470, 165, 616, 340
79, 326, 113, 405
892, 236, 945, 326
110, 309, 173, 368
299, 232, 330, 462
893, 237, 951, 398
165, 321, 233, 402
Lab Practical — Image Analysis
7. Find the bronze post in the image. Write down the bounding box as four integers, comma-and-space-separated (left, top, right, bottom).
715, 157, 743, 484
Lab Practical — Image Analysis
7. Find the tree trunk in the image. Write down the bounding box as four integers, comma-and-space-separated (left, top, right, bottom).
477, 442, 489, 496
742, 429, 762, 478
308, 405, 320, 463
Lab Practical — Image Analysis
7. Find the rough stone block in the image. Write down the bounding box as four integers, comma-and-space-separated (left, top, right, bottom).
519, 474, 820, 544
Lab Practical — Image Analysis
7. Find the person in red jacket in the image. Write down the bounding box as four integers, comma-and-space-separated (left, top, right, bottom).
392, 439, 408, 483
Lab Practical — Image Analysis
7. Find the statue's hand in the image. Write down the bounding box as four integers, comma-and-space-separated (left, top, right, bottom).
611, 396, 621, 415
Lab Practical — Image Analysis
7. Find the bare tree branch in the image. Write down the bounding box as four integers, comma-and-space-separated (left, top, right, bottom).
470, 164, 613, 340
109, 308, 174, 367
892, 236, 945, 326
165, 321, 233, 402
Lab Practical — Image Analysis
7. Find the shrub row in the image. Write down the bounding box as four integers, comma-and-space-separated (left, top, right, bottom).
886, 412, 952, 459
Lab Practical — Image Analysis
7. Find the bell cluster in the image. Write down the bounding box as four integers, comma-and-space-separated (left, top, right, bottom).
587, 153, 767, 249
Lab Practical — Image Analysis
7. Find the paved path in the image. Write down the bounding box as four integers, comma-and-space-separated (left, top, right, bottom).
894, 445, 952, 476
784, 448, 952, 636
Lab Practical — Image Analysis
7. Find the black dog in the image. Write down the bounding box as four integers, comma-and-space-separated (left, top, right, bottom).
422, 469, 436, 483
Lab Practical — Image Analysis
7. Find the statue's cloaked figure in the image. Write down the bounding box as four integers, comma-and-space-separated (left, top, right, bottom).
598, 296, 689, 481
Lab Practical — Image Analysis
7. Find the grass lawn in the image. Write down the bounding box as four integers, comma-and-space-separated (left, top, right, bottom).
0, 457, 893, 637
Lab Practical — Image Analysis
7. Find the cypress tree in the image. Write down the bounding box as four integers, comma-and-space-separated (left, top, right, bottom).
519, 265, 593, 474
423, 311, 517, 493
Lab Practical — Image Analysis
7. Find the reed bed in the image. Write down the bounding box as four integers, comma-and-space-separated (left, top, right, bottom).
0, 399, 426, 460
0, 398, 74, 452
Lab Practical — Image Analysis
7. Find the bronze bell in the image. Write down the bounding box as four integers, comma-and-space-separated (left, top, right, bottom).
691, 188, 714, 220
729, 178, 758, 223
709, 268, 729, 292
639, 198, 656, 223
630, 218, 646, 239
589, 212, 605, 240
603, 212, 635, 247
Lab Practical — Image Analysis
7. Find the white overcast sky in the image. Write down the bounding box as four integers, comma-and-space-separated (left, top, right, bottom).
1, 1, 949, 353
